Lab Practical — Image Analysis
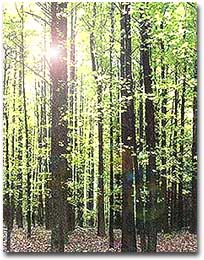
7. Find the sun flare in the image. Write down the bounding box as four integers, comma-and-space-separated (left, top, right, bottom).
46, 47, 60, 59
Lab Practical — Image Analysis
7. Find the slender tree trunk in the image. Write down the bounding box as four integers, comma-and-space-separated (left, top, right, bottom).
70, 5, 77, 229
178, 62, 187, 230
3, 52, 12, 251
97, 76, 105, 236
32, 81, 39, 227
65, 3, 77, 231
43, 22, 51, 231
4, 108, 11, 251
121, 2, 137, 252
77, 82, 85, 227
140, 5, 157, 251
5, 112, 12, 251
115, 63, 122, 229
19, 4, 31, 237
10, 51, 18, 234
87, 113, 94, 227
191, 61, 197, 234
16, 59, 23, 229
90, 2, 105, 237
50, 2, 68, 252
137, 54, 147, 252
109, 2, 114, 248
37, 79, 44, 226
167, 87, 175, 232
160, 22, 168, 232
171, 67, 179, 230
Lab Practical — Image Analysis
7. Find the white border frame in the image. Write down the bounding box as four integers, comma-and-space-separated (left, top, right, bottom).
0, 1, 202, 259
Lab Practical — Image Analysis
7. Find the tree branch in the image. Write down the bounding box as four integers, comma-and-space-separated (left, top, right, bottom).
25, 11, 50, 26
7, 53, 51, 86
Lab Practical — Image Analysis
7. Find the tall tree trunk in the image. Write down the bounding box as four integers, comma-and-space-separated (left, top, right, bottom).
140, 5, 157, 252
10, 51, 18, 236
43, 22, 51, 231
109, 2, 114, 248
96, 73, 105, 236
70, 5, 77, 228
37, 79, 44, 226
4, 111, 11, 251
170, 72, 179, 230
136, 53, 147, 252
121, 2, 137, 252
32, 81, 39, 227
77, 81, 85, 227
160, 21, 168, 232
115, 62, 122, 229
90, 2, 105, 237
19, 4, 31, 237
178, 62, 187, 230
16, 56, 23, 229
191, 61, 197, 234
50, 2, 69, 252
3, 58, 11, 250
68, 3, 77, 231
167, 96, 175, 231
87, 113, 94, 227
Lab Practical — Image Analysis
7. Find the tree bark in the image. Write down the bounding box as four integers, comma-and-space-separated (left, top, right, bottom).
140, 5, 157, 251
121, 2, 137, 252
50, 2, 69, 252
136, 52, 147, 252
178, 62, 187, 230
19, 4, 31, 237
16, 57, 23, 229
87, 113, 94, 227
109, 2, 114, 248
89, 2, 105, 237
170, 67, 179, 230
191, 61, 197, 233
160, 21, 168, 232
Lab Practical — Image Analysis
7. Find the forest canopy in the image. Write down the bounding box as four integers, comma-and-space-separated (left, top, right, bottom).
3, 1, 197, 253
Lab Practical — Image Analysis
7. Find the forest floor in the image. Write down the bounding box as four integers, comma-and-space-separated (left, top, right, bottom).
3, 225, 197, 253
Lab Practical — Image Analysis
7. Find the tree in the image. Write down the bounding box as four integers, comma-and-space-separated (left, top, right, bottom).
160, 20, 168, 232
3, 47, 13, 251
89, 2, 105, 237
191, 61, 197, 234
50, 2, 69, 252
139, 4, 157, 252
109, 2, 115, 248
120, 2, 137, 252
170, 66, 179, 230
136, 50, 146, 252
17, 3, 32, 237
